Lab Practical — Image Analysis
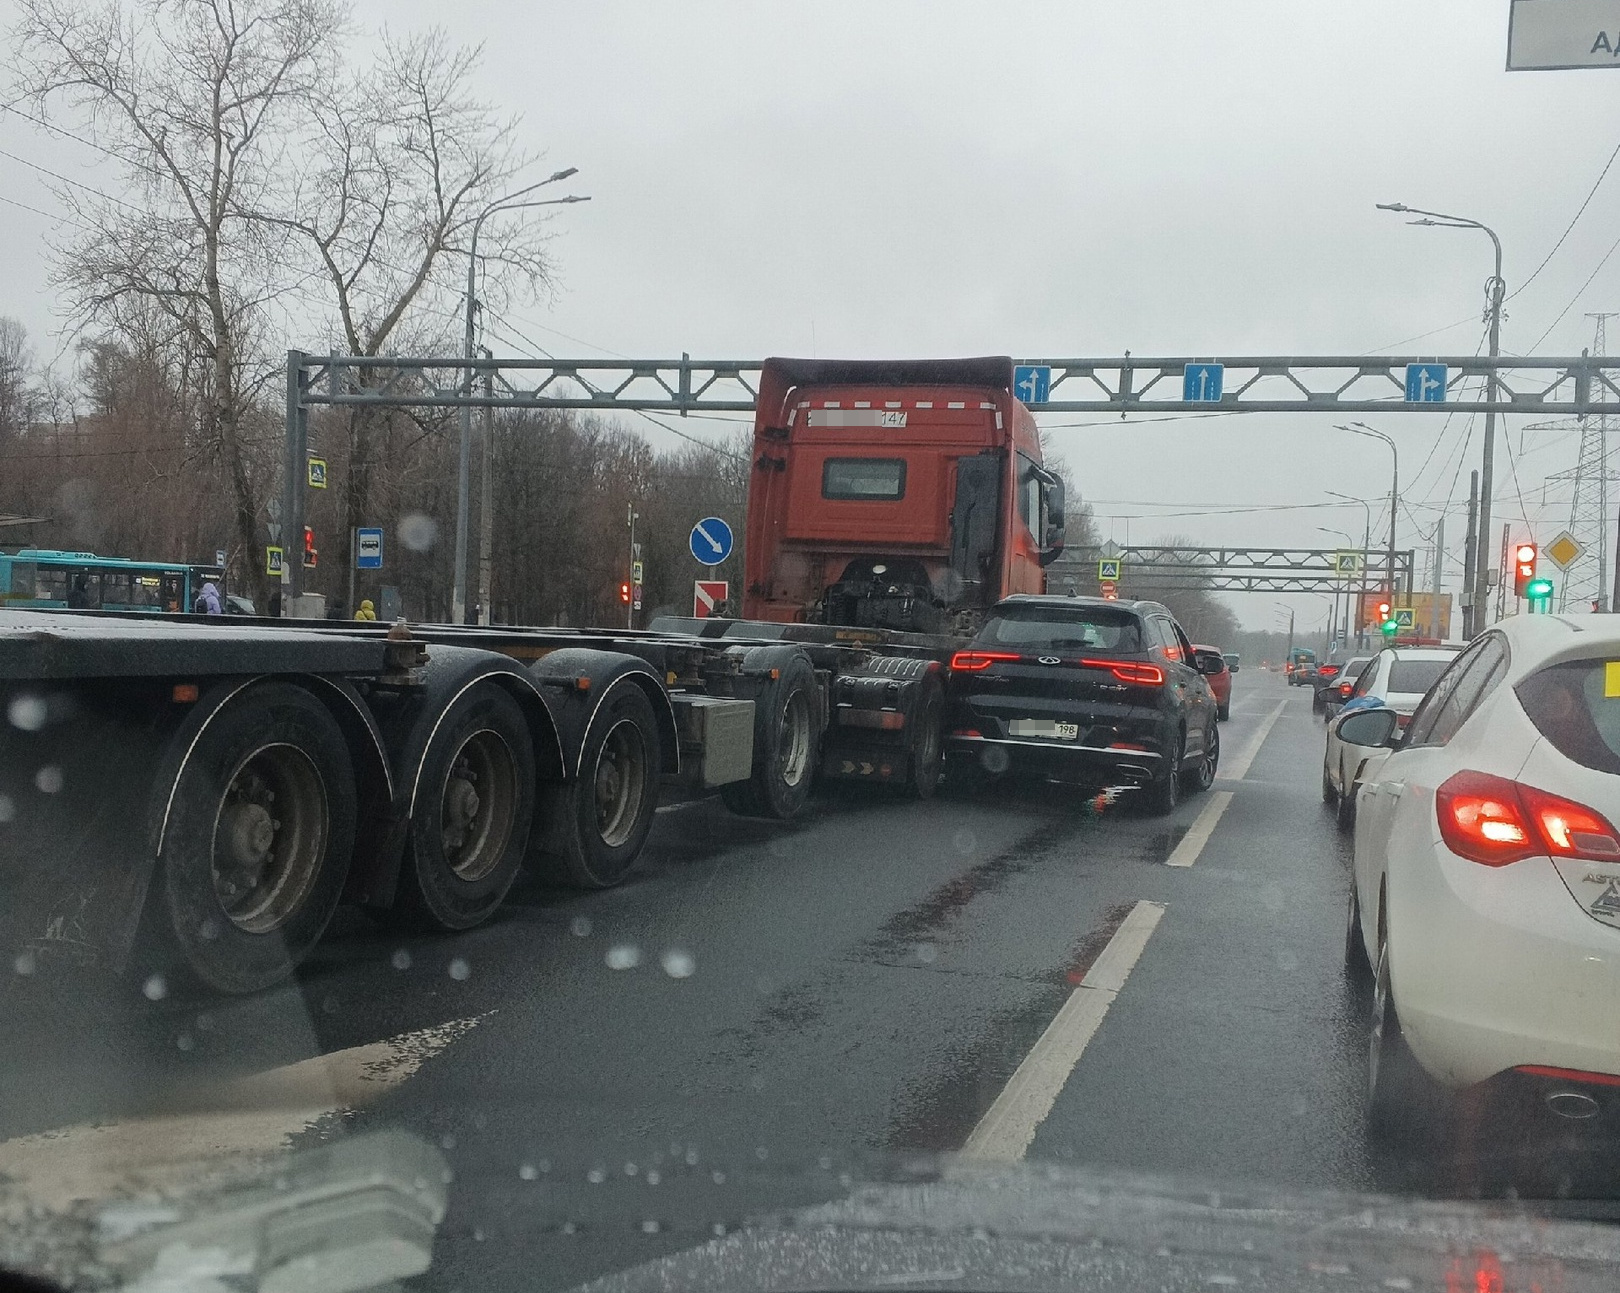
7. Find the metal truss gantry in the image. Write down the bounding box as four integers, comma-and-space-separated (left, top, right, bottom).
1052, 546, 1413, 596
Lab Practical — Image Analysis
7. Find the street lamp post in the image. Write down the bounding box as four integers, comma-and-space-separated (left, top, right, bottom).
450, 170, 589, 624
1274, 601, 1296, 665
1335, 423, 1400, 627
1377, 202, 1505, 638
1318, 525, 1358, 653
1328, 489, 1375, 648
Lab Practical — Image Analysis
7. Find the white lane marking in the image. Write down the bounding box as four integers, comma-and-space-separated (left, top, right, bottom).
1166, 790, 1233, 868
0, 1014, 487, 1213
961, 900, 1165, 1163
1219, 699, 1286, 781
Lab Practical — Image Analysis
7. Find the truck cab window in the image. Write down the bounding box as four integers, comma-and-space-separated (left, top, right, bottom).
823, 458, 906, 500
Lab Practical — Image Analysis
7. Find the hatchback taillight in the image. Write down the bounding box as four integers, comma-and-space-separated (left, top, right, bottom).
1436, 770, 1620, 866
949, 651, 1019, 672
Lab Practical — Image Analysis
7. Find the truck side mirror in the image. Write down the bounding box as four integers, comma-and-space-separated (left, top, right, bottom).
1038, 474, 1066, 566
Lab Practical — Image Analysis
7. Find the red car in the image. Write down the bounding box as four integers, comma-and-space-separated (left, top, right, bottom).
1193, 645, 1231, 721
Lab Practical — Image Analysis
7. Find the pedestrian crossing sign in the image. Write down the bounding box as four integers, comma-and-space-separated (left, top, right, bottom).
1098, 559, 1121, 581
1394, 608, 1415, 629
1334, 551, 1361, 575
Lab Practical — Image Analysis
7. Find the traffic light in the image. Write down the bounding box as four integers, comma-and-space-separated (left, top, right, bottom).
1526, 577, 1555, 612
302, 525, 317, 569
1375, 599, 1397, 637
1513, 542, 1537, 597
619, 580, 632, 605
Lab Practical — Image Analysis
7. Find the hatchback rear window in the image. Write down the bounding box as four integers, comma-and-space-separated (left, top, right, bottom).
1388, 660, 1450, 694
978, 605, 1143, 653
1516, 658, 1620, 776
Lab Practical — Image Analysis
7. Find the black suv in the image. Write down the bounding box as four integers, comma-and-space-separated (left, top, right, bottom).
943, 595, 1221, 814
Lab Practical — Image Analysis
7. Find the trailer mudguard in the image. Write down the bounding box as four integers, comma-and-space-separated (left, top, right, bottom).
357, 647, 565, 911
526, 648, 678, 780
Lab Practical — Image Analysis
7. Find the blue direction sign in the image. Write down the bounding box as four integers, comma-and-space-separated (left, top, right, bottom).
1182, 363, 1224, 402
689, 516, 734, 566
356, 526, 383, 570
1405, 363, 1447, 403
1013, 365, 1051, 404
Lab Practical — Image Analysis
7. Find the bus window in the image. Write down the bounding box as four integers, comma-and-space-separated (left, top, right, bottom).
35, 566, 68, 605
129, 575, 163, 610
7, 561, 36, 602
161, 572, 183, 613
99, 570, 131, 608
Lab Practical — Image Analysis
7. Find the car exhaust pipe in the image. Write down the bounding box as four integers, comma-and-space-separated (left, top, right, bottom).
1545, 1089, 1601, 1120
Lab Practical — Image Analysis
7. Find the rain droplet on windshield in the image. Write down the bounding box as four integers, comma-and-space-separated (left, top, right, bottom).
587, 1168, 606, 1184
13, 950, 36, 976
953, 827, 977, 854
645, 1170, 661, 1186
142, 974, 167, 1001
606, 944, 641, 970
640, 1219, 661, 1234
398, 512, 438, 553
391, 948, 412, 970
7, 693, 46, 731
571, 916, 592, 937
519, 1163, 538, 1181
34, 765, 63, 794
915, 943, 937, 964
660, 949, 696, 978
448, 956, 471, 981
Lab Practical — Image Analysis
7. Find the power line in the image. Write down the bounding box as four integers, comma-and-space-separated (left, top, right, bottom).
1528, 230, 1620, 352
0, 144, 146, 215
1511, 139, 1620, 301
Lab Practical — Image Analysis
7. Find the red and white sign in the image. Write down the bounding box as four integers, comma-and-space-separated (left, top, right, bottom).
694, 580, 729, 618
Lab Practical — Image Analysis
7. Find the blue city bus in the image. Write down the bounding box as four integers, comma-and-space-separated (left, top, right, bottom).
0, 549, 227, 614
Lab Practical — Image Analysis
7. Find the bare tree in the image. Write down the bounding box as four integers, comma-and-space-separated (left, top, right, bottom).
250, 28, 555, 569
10, 0, 344, 601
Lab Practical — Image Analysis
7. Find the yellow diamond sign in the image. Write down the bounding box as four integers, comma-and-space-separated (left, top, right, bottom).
1546, 531, 1583, 571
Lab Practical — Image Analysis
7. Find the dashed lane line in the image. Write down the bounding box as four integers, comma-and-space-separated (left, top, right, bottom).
1166, 791, 1233, 868
1218, 698, 1287, 782
0, 1013, 488, 1213
960, 900, 1165, 1163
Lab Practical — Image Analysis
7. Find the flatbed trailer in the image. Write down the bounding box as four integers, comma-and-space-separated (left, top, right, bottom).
0, 608, 951, 993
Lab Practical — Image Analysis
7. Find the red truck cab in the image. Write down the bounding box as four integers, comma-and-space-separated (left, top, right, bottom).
742, 358, 1065, 635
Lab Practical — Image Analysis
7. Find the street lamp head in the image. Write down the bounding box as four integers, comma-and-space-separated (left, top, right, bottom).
1375, 202, 1409, 213
546, 167, 579, 183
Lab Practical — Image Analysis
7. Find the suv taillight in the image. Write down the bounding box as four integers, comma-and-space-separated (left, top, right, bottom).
950, 651, 1019, 672
1436, 770, 1620, 866
1081, 658, 1165, 686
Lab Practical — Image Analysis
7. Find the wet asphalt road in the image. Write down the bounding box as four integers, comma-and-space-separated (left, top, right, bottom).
7, 669, 1620, 1289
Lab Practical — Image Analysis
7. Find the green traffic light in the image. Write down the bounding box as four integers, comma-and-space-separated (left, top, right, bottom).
1381, 619, 1399, 637
1526, 578, 1554, 598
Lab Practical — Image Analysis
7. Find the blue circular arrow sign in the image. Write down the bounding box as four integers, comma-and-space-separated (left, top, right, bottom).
689, 516, 734, 566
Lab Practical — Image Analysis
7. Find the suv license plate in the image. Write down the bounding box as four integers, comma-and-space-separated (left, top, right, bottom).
1010, 720, 1079, 740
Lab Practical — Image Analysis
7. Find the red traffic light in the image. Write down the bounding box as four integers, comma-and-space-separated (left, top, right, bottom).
302, 525, 317, 568
1514, 542, 1537, 597
1376, 601, 1390, 620
618, 581, 632, 604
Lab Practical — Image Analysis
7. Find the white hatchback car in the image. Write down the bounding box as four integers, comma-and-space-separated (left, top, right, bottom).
1342, 615, 1620, 1133
1321, 646, 1460, 830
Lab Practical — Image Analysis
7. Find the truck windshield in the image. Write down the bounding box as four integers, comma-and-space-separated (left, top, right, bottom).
977, 604, 1143, 653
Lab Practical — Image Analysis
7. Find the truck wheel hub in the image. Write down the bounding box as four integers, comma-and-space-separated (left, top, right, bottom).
222, 801, 275, 872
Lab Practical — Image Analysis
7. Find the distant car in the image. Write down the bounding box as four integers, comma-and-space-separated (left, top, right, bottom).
1323, 656, 1375, 718
943, 595, 1221, 815
1343, 616, 1620, 1135
1194, 645, 1232, 721
224, 594, 256, 615
1309, 661, 1344, 713
1287, 648, 1317, 685
1321, 645, 1461, 830
1223, 652, 1240, 672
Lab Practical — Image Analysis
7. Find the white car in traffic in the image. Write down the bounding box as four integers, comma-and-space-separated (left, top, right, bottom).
1342, 615, 1620, 1133
1321, 645, 1459, 831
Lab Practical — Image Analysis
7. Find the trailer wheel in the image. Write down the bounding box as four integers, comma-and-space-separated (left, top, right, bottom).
153, 683, 356, 994
541, 683, 661, 889
903, 679, 944, 800
396, 684, 536, 930
722, 654, 818, 819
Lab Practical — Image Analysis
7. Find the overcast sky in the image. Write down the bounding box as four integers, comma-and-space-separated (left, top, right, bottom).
4, 1, 1618, 632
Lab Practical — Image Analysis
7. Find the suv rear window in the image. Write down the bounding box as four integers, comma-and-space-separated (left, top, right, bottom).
1388, 660, 1450, 695
978, 605, 1143, 654
1516, 658, 1620, 775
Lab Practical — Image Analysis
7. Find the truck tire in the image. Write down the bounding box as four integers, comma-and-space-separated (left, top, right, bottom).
395, 684, 536, 931
540, 682, 661, 889
903, 679, 944, 800
721, 654, 818, 819
152, 682, 356, 994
